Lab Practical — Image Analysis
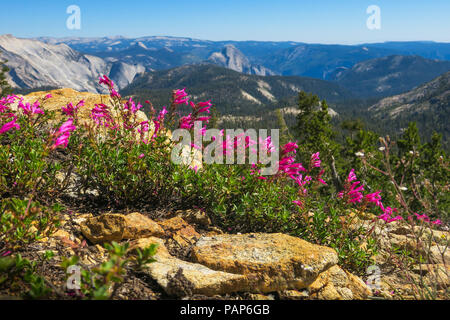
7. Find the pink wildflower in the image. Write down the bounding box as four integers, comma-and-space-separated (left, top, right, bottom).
196, 100, 212, 114
338, 169, 364, 204
138, 120, 149, 134
378, 207, 403, 223
1, 250, 12, 257
281, 142, 298, 155
174, 88, 189, 105
18, 100, 44, 116
124, 98, 142, 114
292, 200, 303, 208
196, 116, 211, 123
157, 107, 168, 122
52, 118, 76, 149
62, 100, 83, 117
91, 104, 113, 127
278, 156, 306, 177
414, 213, 430, 222
365, 191, 384, 210
110, 88, 121, 99
310, 152, 321, 168
0, 116, 20, 134
99, 75, 114, 88
347, 168, 357, 182
152, 120, 161, 138
0, 95, 18, 110
317, 169, 327, 185
179, 114, 194, 129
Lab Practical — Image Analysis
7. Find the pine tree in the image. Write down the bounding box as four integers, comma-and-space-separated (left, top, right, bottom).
294, 91, 341, 188
398, 122, 421, 156
341, 119, 364, 141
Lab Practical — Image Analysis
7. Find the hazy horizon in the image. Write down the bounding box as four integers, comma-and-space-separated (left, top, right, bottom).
3, 33, 450, 47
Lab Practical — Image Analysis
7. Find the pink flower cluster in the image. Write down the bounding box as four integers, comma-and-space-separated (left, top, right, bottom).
338, 169, 403, 223
177, 96, 212, 130
150, 106, 169, 139
0, 114, 20, 134
124, 97, 142, 114
412, 213, 441, 225
174, 88, 189, 105
1, 92, 78, 150
1, 96, 47, 135
52, 118, 76, 149
62, 100, 84, 117
90, 103, 114, 128
100, 75, 121, 99
18, 100, 44, 117
338, 169, 441, 225
1, 95, 20, 135
277, 143, 326, 207
337, 169, 364, 204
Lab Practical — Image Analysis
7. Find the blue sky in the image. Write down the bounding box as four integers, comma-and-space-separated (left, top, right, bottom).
1, 0, 449, 44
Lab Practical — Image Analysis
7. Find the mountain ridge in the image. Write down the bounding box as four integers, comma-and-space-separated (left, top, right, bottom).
121, 64, 352, 115
0, 34, 145, 93
331, 55, 450, 97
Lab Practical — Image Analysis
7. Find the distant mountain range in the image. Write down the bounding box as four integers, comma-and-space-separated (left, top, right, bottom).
1, 34, 450, 98
35, 35, 450, 80
331, 55, 450, 97
368, 71, 450, 148
369, 71, 449, 121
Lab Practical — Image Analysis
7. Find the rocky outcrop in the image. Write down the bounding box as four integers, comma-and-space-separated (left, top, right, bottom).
131, 233, 369, 298
0, 34, 143, 92
80, 212, 164, 244
159, 217, 201, 250
11, 88, 148, 124
208, 44, 275, 76
63, 210, 373, 299
143, 250, 253, 297
191, 233, 338, 292
128, 236, 255, 297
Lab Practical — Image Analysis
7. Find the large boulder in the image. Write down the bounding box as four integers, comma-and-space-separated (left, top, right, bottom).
136, 238, 254, 297
191, 233, 338, 292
